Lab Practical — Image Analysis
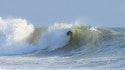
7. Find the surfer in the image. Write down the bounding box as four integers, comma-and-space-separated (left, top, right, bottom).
67, 31, 72, 36
67, 31, 73, 41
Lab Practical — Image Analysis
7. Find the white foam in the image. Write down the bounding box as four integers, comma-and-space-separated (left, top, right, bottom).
38, 23, 72, 51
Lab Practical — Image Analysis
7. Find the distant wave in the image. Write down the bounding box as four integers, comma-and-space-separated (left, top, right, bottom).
0, 17, 125, 56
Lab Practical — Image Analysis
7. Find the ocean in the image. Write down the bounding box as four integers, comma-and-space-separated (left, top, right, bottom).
0, 17, 125, 70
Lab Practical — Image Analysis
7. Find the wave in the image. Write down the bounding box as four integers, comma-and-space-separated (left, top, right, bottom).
0, 17, 125, 56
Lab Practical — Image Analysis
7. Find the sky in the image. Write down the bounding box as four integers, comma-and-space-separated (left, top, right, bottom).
0, 0, 125, 27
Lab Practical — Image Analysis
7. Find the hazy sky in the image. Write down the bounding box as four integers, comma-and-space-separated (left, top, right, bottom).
0, 0, 125, 27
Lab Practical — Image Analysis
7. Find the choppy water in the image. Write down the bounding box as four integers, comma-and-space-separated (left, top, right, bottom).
0, 17, 125, 70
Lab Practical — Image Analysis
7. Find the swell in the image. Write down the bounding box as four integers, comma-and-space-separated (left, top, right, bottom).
51, 24, 125, 57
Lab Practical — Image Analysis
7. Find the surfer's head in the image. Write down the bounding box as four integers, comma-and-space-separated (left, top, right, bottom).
67, 31, 72, 36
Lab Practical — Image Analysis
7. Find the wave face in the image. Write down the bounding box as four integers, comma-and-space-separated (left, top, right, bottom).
0, 17, 125, 57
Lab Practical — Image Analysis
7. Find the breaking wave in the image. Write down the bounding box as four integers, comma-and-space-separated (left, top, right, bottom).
0, 17, 125, 56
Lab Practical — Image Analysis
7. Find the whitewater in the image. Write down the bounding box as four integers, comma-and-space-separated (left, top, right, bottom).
0, 17, 125, 70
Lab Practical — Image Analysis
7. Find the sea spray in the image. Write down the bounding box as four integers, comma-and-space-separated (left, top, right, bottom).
0, 17, 36, 55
